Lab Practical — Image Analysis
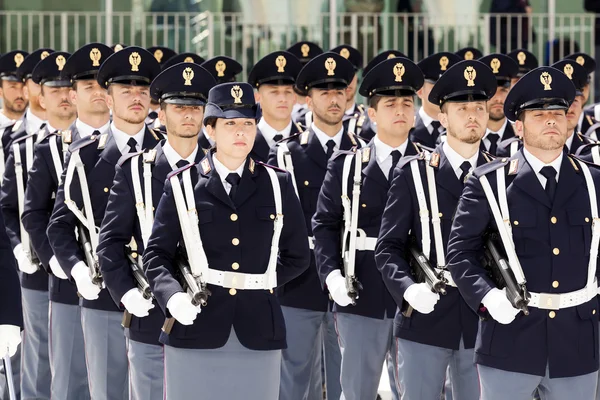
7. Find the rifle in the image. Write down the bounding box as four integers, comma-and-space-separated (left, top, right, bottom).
483, 233, 530, 315
77, 224, 103, 288
122, 246, 154, 328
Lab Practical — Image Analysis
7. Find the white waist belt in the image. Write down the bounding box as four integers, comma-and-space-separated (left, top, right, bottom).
308, 235, 377, 251
528, 282, 597, 310
205, 269, 273, 290
437, 269, 456, 287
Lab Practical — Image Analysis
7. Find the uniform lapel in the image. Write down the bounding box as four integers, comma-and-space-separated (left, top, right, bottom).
553, 154, 584, 209
201, 152, 236, 210
437, 148, 464, 200
305, 129, 328, 169
151, 144, 172, 184
511, 150, 552, 208
361, 142, 388, 189
99, 132, 121, 166
141, 126, 161, 150
233, 158, 258, 207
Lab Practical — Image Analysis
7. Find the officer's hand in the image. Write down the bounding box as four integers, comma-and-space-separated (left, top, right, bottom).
325, 270, 353, 307
0, 324, 21, 357
71, 261, 101, 300
49, 256, 68, 280
403, 283, 440, 314
121, 288, 155, 317
13, 244, 38, 274
482, 288, 520, 324
167, 292, 200, 325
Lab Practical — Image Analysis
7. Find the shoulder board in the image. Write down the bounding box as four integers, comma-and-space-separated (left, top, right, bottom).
256, 161, 286, 173
12, 132, 35, 145
143, 149, 157, 163
97, 133, 109, 149
61, 130, 73, 144
357, 114, 366, 128
586, 114, 595, 126
357, 104, 365, 113
11, 119, 23, 133
397, 153, 425, 170
70, 134, 100, 152
569, 154, 598, 170
481, 151, 495, 163
577, 132, 598, 144
117, 150, 144, 167
150, 128, 162, 141
331, 149, 355, 162
38, 130, 60, 143
472, 156, 511, 177
346, 131, 358, 146
166, 162, 196, 180
300, 130, 310, 145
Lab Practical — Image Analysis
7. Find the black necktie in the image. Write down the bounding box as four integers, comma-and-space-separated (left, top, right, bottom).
459, 161, 471, 183
273, 134, 283, 142
127, 138, 138, 153
176, 160, 189, 169
389, 150, 402, 182
326, 140, 336, 159
430, 121, 441, 134
487, 133, 500, 155
540, 166, 557, 202
225, 173, 241, 201
148, 111, 158, 120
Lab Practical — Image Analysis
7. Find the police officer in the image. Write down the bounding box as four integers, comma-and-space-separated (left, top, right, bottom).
507, 49, 538, 86
287, 41, 324, 125
1, 50, 76, 400
478, 53, 519, 156
146, 46, 178, 129
201, 55, 243, 84
411, 52, 461, 149
312, 57, 424, 400
248, 51, 303, 158
143, 81, 310, 399
47, 46, 162, 400
376, 59, 497, 400
270, 51, 362, 400
96, 62, 216, 400
565, 53, 598, 135
455, 47, 483, 61
447, 66, 599, 400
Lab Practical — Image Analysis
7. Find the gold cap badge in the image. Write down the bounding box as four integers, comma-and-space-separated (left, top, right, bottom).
540, 71, 552, 90
56, 55, 66, 71
440, 56, 449, 71
183, 67, 194, 86
276, 55, 287, 73
517, 51, 526, 65
154, 49, 163, 63
184, 56, 194, 63
41, 51, 50, 60
576, 55, 585, 66
301, 44, 310, 58
216, 60, 226, 77
490, 58, 501, 74
14, 53, 24, 68
90, 48, 101, 67
325, 57, 336, 76
393, 63, 405, 82
563, 64, 574, 80
340, 48, 350, 59
231, 85, 243, 104
114, 44, 124, 52
465, 51, 474, 60
464, 66, 476, 87
129, 52, 141, 72
387, 53, 397, 60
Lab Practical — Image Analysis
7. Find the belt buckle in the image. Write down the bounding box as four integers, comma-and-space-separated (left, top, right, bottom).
538, 293, 560, 310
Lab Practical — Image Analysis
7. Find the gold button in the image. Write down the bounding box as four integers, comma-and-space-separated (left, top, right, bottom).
552, 280, 559, 288
269, 289, 274, 294
232, 262, 240, 270
553, 248, 560, 255
586, 217, 590, 223
270, 214, 275, 220
304, 181, 309, 186
513, 220, 519, 226
549, 311, 556, 319
594, 310, 597, 315
229, 288, 237, 296
104, 187, 109, 193
361, 204, 366, 208
132, 252, 138, 259
232, 238, 239, 246
230, 213, 238, 221
551, 216, 557, 224
439, 213, 443, 217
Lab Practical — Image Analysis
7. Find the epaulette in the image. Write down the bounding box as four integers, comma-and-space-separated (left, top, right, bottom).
117, 150, 144, 167
331, 149, 355, 162
396, 153, 425, 170
482, 151, 496, 162
166, 162, 196, 180
150, 128, 162, 141
62, 130, 73, 144
346, 131, 359, 146
293, 121, 304, 133
70, 134, 100, 152
143, 149, 157, 163
97, 133, 109, 149
12, 132, 35, 145
256, 161, 287, 173
11, 119, 22, 133
586, 113, 595, 127
38, 129, 60, 143
300, 130, 310, 145
577, 132, 598, 144
472, 155, 512, 178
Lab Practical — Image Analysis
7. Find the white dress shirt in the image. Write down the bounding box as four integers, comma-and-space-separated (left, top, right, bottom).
442, 141, 479, 180
565, 131, 575, 152
0, 111, 15, 131
25, 109, 45, 136
374, 135, 408, 176
523, 147, 562, 189
162, 140, 199, 171
483, 119, 509, 150
311, 123, 343, 153
76, 119, 110, 139
111, 122, 145, 155
212, 154, 245, 195
258, 118, 292, 148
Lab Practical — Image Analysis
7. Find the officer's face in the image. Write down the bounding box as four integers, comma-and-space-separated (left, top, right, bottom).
517, 109, 568, 151
207, 118, 256, 161
417, 81, 440, 116
566, 95, 584, 132
39, 86, 76, 120
160, 104, 204, 139
23, 80, 42, 109
256, 84, 296, 122
582, 84, 590, 104
107, 84, 151, 125
0, 80, 27, 114
70, 79, 108, 115
488, 86, 509, 122
439, 101, 488, 145
345, 74, 358, 105
367, 96, 414, 138
306, 88, 345, 126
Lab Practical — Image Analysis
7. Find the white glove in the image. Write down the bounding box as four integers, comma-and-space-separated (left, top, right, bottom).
403, 283, 440, 314
166, 292, 200, 325
13, 244, 38, 274
482, 288, 520, 325
49, 256, 68, 280
0, 325, 21, 358
325, 270, 353, 307
121, 288, 155, 317
71, 261, 101, 300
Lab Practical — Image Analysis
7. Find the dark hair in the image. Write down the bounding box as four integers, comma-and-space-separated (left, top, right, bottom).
204, 117, 218, 128
368, 95, 383, 110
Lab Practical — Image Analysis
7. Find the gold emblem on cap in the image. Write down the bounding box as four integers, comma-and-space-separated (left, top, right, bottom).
517, 51, 526, 65
114, 44, 124, 52
215, 60, 226, 77
14, 53, 24, 68
41, 51, 50, 60
540, 71, 552, 90
576, 55, 585, 66
325, 57, 337, 76
301, 44, 310, 58
231, 85, 243, 104
183, 67, 194, 86
129, 52, 141, 72
340, 48, 350, 59
465, 51, 474, 60
490, 58, 501, 74
154, 49, 163, 63
56, 55, 66, 71
90, 48, 101, 67
393, 63, 405, 82
184, 56, 194, 63
464, 66, 476, 87
276, 55, 287, 73
440, 56, 449, 71
563, 63, 574, 80
387, 53, 397, 60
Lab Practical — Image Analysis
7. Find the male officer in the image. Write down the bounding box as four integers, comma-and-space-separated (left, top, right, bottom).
410, 52, 461, 149
96, 62, 216, 400
47, 46, 162, 400
507, 49, 538, 86
447, 66, 599, 400
270, 51, 361, 400
287, 41, 324, 125
201, 55, 243, 84
22, 43, 113, 400
566, 53, 599, 135
312, 57, 424, 400
455, 47, 483, 61
478, 53, 519, 156
143, 82, 310, 399
248, 51, 303, 159
1, 51, 75, 400
376, 59, 497, 400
